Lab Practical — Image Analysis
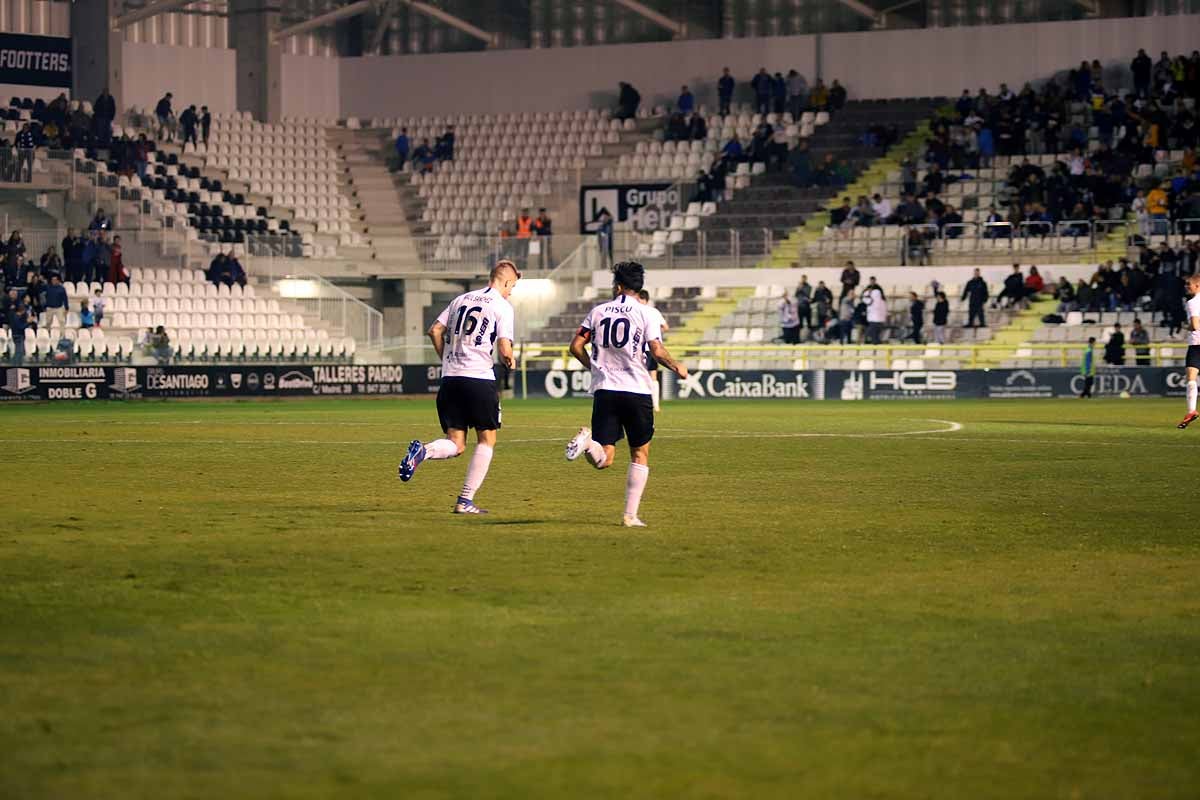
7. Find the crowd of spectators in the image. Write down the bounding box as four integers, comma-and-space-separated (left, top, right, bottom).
878, 49, 1200, 245
152, 92, 212, 151
1, 211, 135, 363
206, 250, 248, 287
494, 207, 553, 269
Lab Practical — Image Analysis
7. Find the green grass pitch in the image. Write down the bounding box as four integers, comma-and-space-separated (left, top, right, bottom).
1, 397, 1198, 799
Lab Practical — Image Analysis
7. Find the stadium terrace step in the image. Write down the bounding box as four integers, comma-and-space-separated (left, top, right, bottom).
977, 296, 1062, 365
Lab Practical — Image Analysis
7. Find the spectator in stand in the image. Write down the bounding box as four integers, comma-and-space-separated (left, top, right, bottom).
998, 264, 1025, 308
870, 193, 892, 222
150, 325, 173, 364
7, 301, 29, 364
616, 82, 640, 120
94, 87, 116, 143
91, 231, 112, 285
932, 291, 949, 344
435, 126, 455, 161
717, 67, 735, 117
1104, 323, 1126, 365
810, 79, 829, 110
15, 123, 34, 180
228, 252, 247, 287
864, 279, 886, 344
207, 252, 231, 285
108, 235, 129, 285
839, 261, 860, 303
200, 106, 212, 146
534, 208, 553, 268
787, 70, 808, 120
1054, 276, 1076, 311
1146, 182, 1169, 234
677, 85, 694, 115
1024, 265, 1045, 299
962, 268, 988, 328
6, 231, 25, 273
393, 127, 410, 171
829, 197, 853, 227
1130, 318, 1151, 365
828, 80, 847, 110
909, 292, 925, 344
89, 209, 110, 231
595, 209, 613, 269
688, 113, 707, 141
78, 298, 94, 329
92, 288, 106, 328
779, 293, 800, 344
179, 104, 198, 149
412, 138, 436, 173
771, 72, 787, 114
836, 289, 856, 344
515, 208, 535, 267
794, 275, 813, 339
155, 92, 175, 141
39, 245, 62, 279
751, 68, 771, 115
722, 133, 743, 162
813, 280, 833, 333
768, 124, 790, 172
787, 140, 812, 186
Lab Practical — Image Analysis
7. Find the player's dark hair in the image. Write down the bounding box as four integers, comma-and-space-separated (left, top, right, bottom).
612, 260, 645, 292
637, 289, 650, 301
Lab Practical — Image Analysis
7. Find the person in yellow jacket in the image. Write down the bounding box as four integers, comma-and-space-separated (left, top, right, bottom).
1146, 183, 1169, 235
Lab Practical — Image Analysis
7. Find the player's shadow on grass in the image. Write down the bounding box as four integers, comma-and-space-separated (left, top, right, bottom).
480, 519, 551, 526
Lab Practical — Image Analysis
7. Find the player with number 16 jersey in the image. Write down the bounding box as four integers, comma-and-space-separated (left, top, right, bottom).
398, 260, 520, 515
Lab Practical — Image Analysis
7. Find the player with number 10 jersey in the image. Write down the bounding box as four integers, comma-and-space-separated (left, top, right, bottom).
563, 261, 688, 528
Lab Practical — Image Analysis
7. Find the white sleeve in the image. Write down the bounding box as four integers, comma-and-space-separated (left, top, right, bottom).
435, 300, 453, 328
497, 303, 515, 341
1189, 297, 1200, 319
643, 307, 662, 343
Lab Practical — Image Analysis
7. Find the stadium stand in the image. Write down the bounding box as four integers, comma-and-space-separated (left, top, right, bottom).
799, 53, 1200, 265
627, 99, 940, 264
2, 268, 354, 364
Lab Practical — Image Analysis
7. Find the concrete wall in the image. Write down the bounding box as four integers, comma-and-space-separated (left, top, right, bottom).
338, 36, 819, 119
280, 53, 340, 121
336, 14, 1200, 118
120, 42, 237, 114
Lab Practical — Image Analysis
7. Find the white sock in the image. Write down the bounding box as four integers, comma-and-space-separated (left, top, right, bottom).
424, 438, 459, 460
459, 444, 493, 501
624, 463, 649, 518
584, 440, 606, 468
1189, 381, 1197, 414
652, 379, 661, 411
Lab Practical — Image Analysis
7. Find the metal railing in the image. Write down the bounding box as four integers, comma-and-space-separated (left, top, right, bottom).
613, 226, 779, 268
260, 269, 383, 350
407, 232, 591, 273
515, 341, 1184, 380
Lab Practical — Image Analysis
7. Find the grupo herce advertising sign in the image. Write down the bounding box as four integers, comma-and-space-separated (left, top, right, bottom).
0, 33, 71, 88
579, 183, 681, 233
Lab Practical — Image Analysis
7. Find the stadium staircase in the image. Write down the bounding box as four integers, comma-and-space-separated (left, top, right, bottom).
974, 296, 1060, 366
664, 289, 751, 349
327, 128, 422, 269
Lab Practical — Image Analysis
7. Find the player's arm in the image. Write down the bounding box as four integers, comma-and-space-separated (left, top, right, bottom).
649, 339, 687, 379
497, 337, 515, 370
1191, 314, 1200, 333
569, 329, 592, 369
428, 320, 447, 360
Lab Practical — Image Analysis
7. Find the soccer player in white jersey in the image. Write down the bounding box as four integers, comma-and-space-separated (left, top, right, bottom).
1177, 273, 1200, 429
398, 260, 519, 513
636, 289, 670, 413
563, 262, 688, 527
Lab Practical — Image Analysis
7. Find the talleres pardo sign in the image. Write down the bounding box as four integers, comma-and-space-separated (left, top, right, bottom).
0, 33, 71, 88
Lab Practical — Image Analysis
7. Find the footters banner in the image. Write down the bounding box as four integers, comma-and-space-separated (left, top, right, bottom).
0, 364, 440, 401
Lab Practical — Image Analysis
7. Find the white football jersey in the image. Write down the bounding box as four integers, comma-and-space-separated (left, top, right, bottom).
578, 293, 661, 395
1188, 295, 1200, 346
435, 286, 515, 380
